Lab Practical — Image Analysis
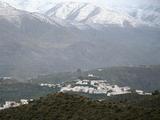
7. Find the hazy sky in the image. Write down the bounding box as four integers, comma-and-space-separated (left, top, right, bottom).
2, 0, 160, 7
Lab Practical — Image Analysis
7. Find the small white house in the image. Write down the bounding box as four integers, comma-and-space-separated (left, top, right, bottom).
144, 93, 152, 95
88, 74, 94, 77
3, 101, 20, 109
136, 90, 144, 95
0, 107, 4, 110
20, 99, 28, 105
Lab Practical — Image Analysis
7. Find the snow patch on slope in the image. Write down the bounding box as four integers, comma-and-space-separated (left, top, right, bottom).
46, 2, 140, 27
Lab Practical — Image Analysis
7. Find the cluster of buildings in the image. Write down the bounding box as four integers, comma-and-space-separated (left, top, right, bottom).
60, 74, 151, 96
60, 79, 132, 96
39, 74, 152, 96
0, 99, 32, 110
135, 90, 151, 95
0, 77, 12, 80
40, 83, 61, 88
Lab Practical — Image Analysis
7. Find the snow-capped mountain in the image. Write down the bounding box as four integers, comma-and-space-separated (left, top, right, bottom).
1, 0, 160, 28
0, 1, 79, 78
112, 5, 160, 28
45, 2, 140, 27
0, 0, 55, 13
0, 1, 140, 27
130, 7, 160, 28
0, 1, 57, 26
0, 1, 160, 79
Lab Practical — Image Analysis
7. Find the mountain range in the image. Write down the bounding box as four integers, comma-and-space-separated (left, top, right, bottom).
1, 0, 160, 27
45, 2, 140, 27
0, 1, 160, 79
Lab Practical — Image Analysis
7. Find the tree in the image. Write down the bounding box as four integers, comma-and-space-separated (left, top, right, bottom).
152, 90, 160, 95
76, 69, 82, 77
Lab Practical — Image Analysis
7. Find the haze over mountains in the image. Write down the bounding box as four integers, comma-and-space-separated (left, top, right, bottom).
0, 0, 160, 79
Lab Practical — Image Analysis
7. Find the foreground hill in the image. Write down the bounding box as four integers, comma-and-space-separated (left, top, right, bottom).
0, 93, 160, 120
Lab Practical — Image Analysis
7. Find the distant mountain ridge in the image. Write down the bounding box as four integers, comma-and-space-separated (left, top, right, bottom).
0, 1, 160, 79
1, 0, 160, 28
45, 2, 140, 27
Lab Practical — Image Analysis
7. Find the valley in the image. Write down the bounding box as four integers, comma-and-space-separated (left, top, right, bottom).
0, 0, 160, 119
0, 65, 159, 109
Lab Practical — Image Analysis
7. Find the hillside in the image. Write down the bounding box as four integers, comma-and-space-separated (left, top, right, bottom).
84, 65, 160, 91
0, 93, 160, 120
32, 65, 160, 92
0, 81, 59, 105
